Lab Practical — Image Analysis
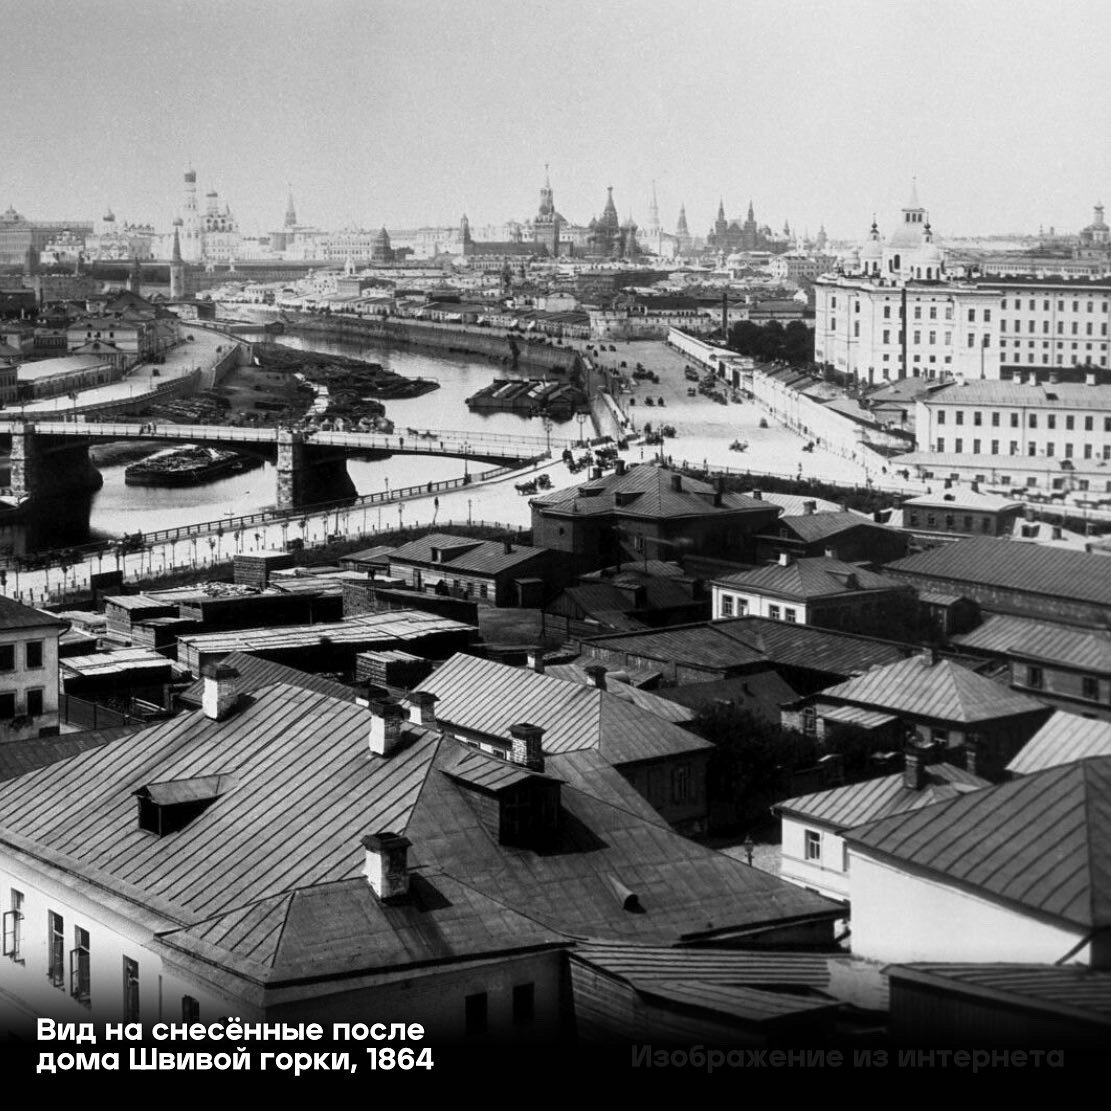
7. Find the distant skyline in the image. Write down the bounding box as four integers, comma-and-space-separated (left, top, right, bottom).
4, 0, 1111, 242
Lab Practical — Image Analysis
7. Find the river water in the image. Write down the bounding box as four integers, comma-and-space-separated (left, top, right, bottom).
0, 332, 558, 555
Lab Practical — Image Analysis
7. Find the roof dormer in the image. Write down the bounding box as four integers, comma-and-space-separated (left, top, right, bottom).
134, 775, 231, 836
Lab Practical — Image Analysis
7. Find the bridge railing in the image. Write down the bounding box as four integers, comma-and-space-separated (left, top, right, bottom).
0, 456, 543, 567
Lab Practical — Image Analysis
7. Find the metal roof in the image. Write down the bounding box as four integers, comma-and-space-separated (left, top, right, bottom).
545, 664, 694, 723
530, 462, 773, 521
179, 650, 355, 707
817, 654, 1046, 724
389, 533, 547, 575
776, 764, 990, 831
0, 728, 136, 782
142, 775, 229, 806
177, 610, 472, 658
634, 978, 839, 1024
62, 647, 173, 679
776, 512, 896, 545
887, 537, 1111, 607
415, 653, 711, 764
0, 596, 67, 632
713, 557, 903, 601
440, 745, 548, 792
886, 964, 1111, 1026
818, 705, 899, 729
1007, 712, 1111, 776
584, 617, 912, 679
956, 614, 1111, 671
845, 757, 1111, 930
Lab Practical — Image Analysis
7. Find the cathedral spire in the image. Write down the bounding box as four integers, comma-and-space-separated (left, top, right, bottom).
285, 185, 297, 229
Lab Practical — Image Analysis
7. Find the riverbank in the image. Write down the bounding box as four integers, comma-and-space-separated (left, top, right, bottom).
221, 305, 580, 376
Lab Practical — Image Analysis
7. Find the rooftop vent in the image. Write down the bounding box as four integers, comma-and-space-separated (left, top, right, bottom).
135, 775, 228, 836
362, 832, 411, 902
201, 663, 240, 722
607, 875, 643, 913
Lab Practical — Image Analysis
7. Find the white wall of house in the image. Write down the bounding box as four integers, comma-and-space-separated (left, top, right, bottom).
780, 817, 850, 901
711, 584, 807, 624
0, 626, 61, 741
848, 849, 1091, 965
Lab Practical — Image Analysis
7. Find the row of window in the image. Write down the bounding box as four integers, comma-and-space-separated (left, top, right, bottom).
719, 595, 797, 623
938, 410, 1107, 431
1022, 666, 1105, 703
0, 688, 44, 720
1001, 320, 1108, 335
936, 438, 1111, 459
1000, 298, 1109, 313
2, 894, 197, 1022
0, 641, 44, 672
908, 513, 994, 533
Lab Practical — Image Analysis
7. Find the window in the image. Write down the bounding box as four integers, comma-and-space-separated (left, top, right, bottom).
48, 911, 65, 989
182, 996, 200, 1023
804, 830, 821, 862
672, 764, 691, 803
123, 957, 140, 1022
0, 645, 13, 671
784, 608, 797, 623
1083, 676, 1099, 702
26, 689, 42, 717
720, 595, 734, 618
973, 411, 982, 426
70, 927, 90, 1007
1047, 415, 1056, 430
768, 605, 781, 620
1026, 666, 1043, 689
802, 706, 817, 736
3, 890, 23, 961
955, 410, 964, 425
0, 693, 15, 720
25, 641, 42, 670
513, 983, 535, 1026
937, 410, 946, 424
465, 992, 488, 1037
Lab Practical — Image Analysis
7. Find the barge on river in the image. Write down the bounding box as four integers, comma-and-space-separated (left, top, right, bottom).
124, 445, 263, 487
466, 378, 584, 420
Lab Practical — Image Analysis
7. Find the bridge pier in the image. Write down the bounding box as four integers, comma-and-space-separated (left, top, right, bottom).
276, 429, 356, 512
8, 423, 103, 504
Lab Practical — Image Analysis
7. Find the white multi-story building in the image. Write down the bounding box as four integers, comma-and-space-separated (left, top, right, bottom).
817, 188, 1111, 386
814, 187, 1000, 384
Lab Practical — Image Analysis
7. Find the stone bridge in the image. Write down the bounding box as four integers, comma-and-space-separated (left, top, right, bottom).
0, 420, 551, 511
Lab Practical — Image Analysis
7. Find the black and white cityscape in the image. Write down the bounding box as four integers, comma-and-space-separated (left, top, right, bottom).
0, 0, 1107, 1082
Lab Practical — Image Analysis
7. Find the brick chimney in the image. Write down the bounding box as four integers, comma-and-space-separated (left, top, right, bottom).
509, 722, 545, 771
583, 663, 607, 689
1086, 370, 1098, 386
903, 742, 928, 791
671, 473, 683, 492
362, 832, 411, 901
803, 500, 816, 515
368, 699, 406, 757
752, 489, 762, 500
525, 648, 545, 674
614, 459, 626, 476
406, 690, 438, 728
201, 663, 239, 722
503, 540, 514, 554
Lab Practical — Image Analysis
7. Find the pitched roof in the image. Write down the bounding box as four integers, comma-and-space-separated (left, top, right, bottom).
415, 653, 711, 765
654, 671, 799, 724
845, 757, 1111, 930
775, 512, 895, 544
530, 463, 772, 520
179, 650, 355, 707
885, 964, 1111, 1028
0, 727, 136, 782
389, 533, 546, 575
544, 663, 695, 723
0, 679, 839, 984
817, 654, 1046, 724
1007, 712, 1111, 776
0, 596, 67, 632
886, 538, 1111, 607
775, 763, 991, 831
713, 557, 903, 600
956, 614, 1111, 671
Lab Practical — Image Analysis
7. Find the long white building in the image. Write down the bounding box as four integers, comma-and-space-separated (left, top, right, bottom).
816, 188, 1111, 386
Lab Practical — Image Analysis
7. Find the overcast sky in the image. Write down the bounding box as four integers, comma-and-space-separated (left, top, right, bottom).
4, 0, 1109, 241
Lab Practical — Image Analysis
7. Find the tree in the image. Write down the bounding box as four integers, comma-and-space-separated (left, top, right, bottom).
689, 703, 818, 826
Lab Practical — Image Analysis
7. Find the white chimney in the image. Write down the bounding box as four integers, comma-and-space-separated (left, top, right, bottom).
509, 722, 545, 771
368, 699, 406, 757
406, 690, 438, 728
362, 832, 411, 901
526, 649, 545, 674
201, 663, 239, 722
778, 551, 791, 567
